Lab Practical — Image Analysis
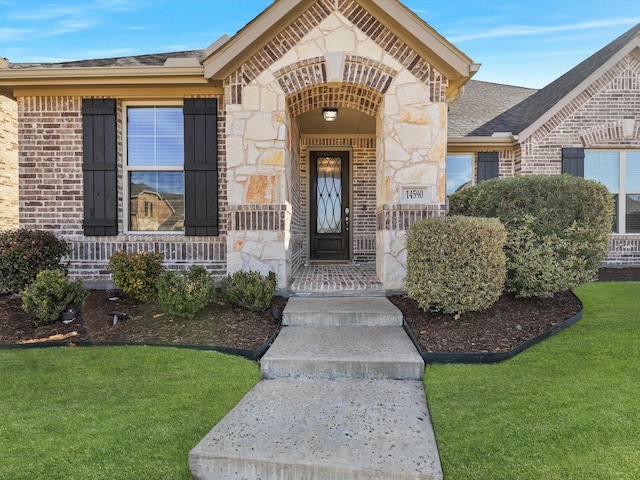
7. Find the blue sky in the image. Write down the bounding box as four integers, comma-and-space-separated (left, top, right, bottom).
1, 0, 640, 88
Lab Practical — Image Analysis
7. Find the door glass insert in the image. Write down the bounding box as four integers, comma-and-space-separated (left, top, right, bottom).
316, 156, 342, 234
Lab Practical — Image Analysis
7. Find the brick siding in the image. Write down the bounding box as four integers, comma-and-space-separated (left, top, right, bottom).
301, 137, 378, 263
523, 53, 640, 266
17, 95, 228, 282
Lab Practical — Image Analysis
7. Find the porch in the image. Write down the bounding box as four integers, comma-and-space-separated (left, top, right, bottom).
286, 261, 386, 296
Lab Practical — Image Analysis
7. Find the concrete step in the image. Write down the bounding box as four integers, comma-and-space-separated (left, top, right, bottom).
189, 378, 443, 480
261, 326, 424, 380
283, 296, 403, 326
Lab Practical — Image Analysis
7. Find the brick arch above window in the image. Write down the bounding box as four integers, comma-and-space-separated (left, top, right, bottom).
579, 119, 640, 147
287, 83, 383, 118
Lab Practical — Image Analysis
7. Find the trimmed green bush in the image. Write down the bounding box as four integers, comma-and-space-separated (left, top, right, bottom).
22, 269, 88, 324
449, 174, 614, 297
156, 266, 215, 319
107, 250, 165, 303
0, 229, 69, 294
221, 270, 277, 312
405, 216, 507, 316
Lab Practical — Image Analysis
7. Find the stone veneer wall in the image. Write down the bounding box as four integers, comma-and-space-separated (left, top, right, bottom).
521, 53, 640, 266
224, 2, 449, 289
17, 95, 228, 282
0, 95, 18, 229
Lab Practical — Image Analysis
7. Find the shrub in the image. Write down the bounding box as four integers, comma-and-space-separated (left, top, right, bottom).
220, 270, 277, 312
156, 266, 215, 319
405, 216, 507, 316
449, 174, 614, 297
0, 229, 69, 294
107, 250, 165, 303
22, 270, 88, 325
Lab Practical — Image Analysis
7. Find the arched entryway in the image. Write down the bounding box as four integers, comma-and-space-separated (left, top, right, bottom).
286, 83, 382, 273
285, 84, 384, 294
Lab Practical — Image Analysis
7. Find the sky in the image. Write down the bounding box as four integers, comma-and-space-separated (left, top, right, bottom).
1, 0, 640, 89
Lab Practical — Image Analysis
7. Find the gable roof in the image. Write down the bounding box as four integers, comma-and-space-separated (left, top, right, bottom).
515, 22, 640, 139
449, 22, 640, 141
203, 0, 479, 96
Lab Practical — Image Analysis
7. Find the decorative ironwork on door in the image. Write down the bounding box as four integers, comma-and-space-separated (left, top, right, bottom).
316, 156, 343, 234
310, 151, 350, 260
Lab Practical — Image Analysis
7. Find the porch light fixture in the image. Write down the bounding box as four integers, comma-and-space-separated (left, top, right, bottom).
322, 108, 338, 122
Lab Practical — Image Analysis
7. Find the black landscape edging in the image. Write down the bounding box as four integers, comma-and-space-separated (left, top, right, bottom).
0, 321, 282, 362
597, 277, 640, 282
403, 292, 584, 364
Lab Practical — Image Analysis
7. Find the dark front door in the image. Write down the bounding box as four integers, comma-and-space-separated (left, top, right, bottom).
310, 151, 350, 261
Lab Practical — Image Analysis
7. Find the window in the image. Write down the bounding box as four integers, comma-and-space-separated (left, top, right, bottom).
585, 150, 640, 234
125, 105, 184, 232
446, 154, 473, 195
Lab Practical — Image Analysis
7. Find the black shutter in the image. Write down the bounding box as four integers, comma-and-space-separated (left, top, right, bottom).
184, 98, 219, 236
477, 151, 499, 182
562, 147, 585, 177
82, 99, 117, 236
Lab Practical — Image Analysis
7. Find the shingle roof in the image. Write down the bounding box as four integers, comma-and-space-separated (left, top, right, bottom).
4, 50, 204, 69
508, 22, 640, 134
450, 22, 640, 138
448, 80, 537, 137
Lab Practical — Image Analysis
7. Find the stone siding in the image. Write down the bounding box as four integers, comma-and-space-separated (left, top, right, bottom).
0, 95, 18, 229
225, 3, 449, 289
17, 95, 227, 283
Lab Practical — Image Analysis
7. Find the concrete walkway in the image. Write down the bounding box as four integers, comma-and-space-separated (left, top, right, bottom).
189, 297, 443, 480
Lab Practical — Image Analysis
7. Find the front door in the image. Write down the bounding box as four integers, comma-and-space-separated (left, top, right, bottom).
310, 151, 350, 261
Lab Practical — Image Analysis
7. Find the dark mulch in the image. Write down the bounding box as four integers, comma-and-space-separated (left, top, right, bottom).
0, 291, 286, 351
389, 291, 581, 353
0, 268, 635, 353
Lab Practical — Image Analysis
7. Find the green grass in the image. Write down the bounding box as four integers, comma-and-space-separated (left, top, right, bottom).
0, 346, 260, 479
424, 281, 640, 480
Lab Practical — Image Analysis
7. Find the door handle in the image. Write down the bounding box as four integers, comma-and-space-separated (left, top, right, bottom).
345, 207, 350, 232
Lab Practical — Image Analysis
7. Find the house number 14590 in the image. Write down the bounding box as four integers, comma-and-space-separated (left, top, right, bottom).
401, 187, 429, 204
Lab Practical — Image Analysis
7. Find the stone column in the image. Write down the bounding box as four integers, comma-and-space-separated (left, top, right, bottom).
225, 79, 292, 290
376, 71, 448, 290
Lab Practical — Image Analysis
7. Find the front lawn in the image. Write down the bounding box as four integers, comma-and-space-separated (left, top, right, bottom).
1, 281, 637, 479
425, 281, 640, 480
0, 347, 260, 479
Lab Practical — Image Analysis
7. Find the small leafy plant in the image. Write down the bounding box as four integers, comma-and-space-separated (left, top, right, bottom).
0, 229, 69, 294
220, 270, 277, 312
156, 266, 215, 319
107, 250, 165, 303
22, 269, 88, 325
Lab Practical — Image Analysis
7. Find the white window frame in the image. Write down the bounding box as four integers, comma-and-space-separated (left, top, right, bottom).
585, 149, 640, 235
123, 100, 184, 235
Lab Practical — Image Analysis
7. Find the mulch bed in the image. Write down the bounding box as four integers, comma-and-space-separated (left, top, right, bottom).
0, 268, 636, 353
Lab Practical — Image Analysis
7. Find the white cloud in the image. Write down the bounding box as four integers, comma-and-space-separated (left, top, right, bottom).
0, 27, 34, 41
449, 18, 640, 42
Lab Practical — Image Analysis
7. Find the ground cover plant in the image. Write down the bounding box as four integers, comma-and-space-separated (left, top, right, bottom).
0, 347, 260, 480
424, 281, 640, 479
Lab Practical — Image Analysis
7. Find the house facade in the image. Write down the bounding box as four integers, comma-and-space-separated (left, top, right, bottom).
0, 0, 639, 291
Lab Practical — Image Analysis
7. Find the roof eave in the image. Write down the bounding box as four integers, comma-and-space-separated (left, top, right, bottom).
203, 0, 479, 89
204, 0, 311, 80
0, 65, 209, 94
448, 135, 519, 149
518, 36, 640, 142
